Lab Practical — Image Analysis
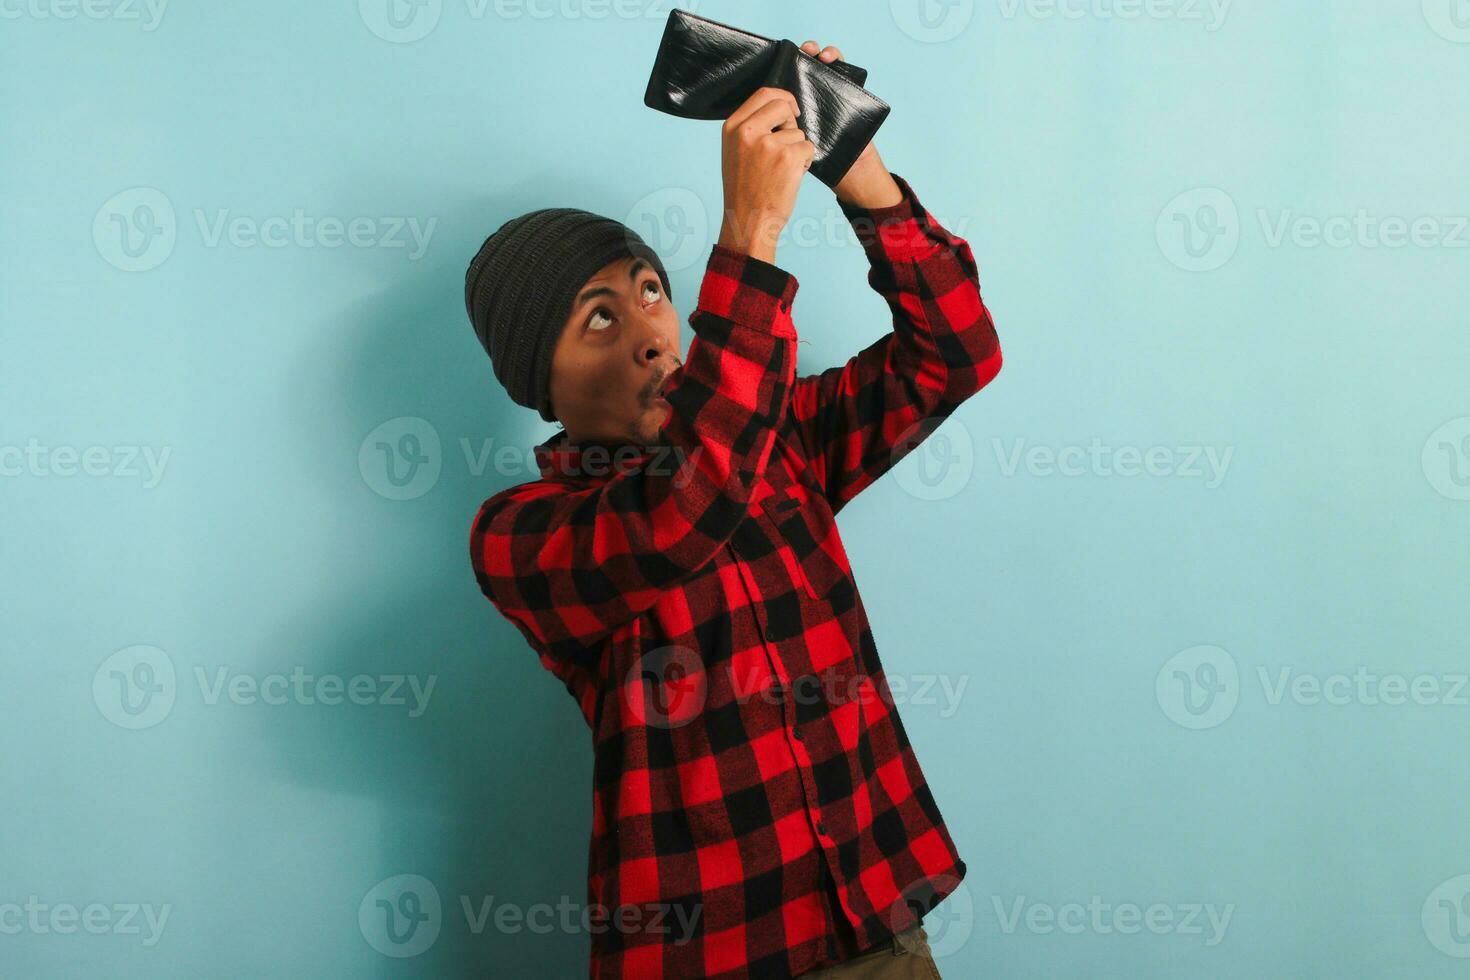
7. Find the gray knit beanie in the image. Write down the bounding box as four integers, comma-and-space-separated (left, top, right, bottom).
465, 208, 673, 423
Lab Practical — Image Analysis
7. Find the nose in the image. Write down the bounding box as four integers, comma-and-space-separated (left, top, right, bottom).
631, 317, 675, 371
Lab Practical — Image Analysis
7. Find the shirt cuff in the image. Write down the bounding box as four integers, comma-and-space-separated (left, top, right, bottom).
696, 243, 800, 338
837, 171, 941, 262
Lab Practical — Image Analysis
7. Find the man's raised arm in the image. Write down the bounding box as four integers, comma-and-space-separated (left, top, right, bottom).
470, 87, 816, 668
787, 155, 1003, 515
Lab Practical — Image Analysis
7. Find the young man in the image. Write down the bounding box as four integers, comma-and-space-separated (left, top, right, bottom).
466, 41, 1002, 980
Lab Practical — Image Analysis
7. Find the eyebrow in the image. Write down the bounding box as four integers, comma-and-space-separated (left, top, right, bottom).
573, 258, 652, 311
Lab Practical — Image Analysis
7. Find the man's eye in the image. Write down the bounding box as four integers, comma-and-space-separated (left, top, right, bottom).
642, 280, 661, 302
589, 308, 612, 330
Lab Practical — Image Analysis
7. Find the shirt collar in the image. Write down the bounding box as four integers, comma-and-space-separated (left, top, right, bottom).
533, 428, 664, 483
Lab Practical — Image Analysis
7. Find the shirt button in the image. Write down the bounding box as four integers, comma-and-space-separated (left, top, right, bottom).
792, 726, 804, 741
816, 821, 827, 836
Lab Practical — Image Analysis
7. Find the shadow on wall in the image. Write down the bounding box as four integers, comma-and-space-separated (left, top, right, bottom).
254, 186, 609, 976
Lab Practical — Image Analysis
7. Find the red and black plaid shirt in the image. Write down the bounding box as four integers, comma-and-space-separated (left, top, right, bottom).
471, 172, 1002, 979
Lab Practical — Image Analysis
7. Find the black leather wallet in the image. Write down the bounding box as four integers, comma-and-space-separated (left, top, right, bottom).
643, 9, 891, 189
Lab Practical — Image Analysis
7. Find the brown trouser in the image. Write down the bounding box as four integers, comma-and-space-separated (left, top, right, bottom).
798, 924, 943, 979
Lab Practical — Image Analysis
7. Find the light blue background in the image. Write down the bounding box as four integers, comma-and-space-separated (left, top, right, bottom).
4, 0, 1469, 976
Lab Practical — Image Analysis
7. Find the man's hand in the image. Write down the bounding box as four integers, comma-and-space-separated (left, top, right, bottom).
799, 40, 904, 210
717, 87, 815, 265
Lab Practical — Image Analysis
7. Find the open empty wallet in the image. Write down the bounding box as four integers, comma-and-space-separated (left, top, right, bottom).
643, 9, 891, 189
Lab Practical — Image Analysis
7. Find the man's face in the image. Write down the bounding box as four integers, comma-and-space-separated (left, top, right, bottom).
546, 255, 682, 446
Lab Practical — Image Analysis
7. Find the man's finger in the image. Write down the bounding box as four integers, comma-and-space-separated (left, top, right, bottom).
725, 87, 799, 131
800, 40, 844, 62
741, 97, 800, 136
767, 128, 810, 145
